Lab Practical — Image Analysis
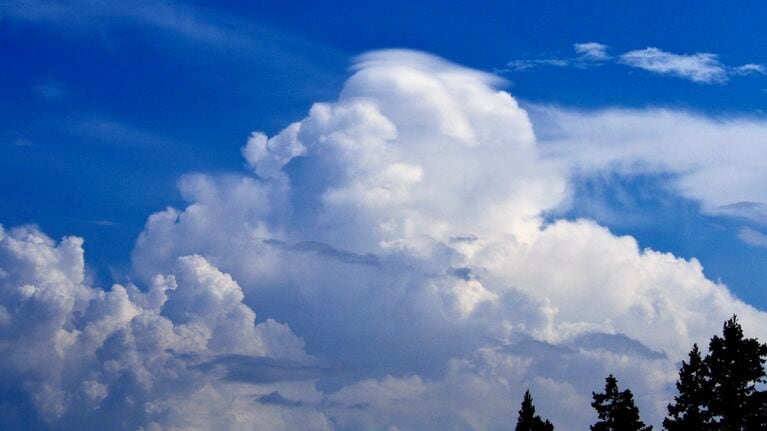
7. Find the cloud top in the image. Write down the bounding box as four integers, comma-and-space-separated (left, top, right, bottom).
2, 49, 767, 430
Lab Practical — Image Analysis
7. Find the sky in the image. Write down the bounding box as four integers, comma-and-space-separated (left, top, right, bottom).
1, 1, 767, 430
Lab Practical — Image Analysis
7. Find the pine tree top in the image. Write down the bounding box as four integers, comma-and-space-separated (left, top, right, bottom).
591, 375, 652, 431
515, 389, 555, 431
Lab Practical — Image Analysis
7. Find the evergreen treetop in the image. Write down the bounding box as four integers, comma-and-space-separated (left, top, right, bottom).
706, 315, 767, 431
515, 389, 554, 431
663, 315, 767, 431
664, 344, 712, 431
591, 374, 653, 431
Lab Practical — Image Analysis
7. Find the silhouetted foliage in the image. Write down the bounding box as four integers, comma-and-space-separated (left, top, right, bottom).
664, 344, 712, 430
538, 418, 554, 431
517, 315, 767, 431
591, 375, 653, 431
706, 315, 767, 430
515, 389, 554, 431
663, 315, 767, 431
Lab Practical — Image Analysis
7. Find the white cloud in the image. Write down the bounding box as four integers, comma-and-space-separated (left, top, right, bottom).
719, 201, 767, 225
738, 227, 767, 248
504, 43, 765, 84
0, 225, 324, 429
574, 42, 610, 61
504, 58, 571, 71
3, 50, 767, 430
243, 127, 306, 180
502, 42, 609, 73
732, 63, 767, 76
619, 47, 728, 83
130, 50, 767, 429
531, 105, 767, 219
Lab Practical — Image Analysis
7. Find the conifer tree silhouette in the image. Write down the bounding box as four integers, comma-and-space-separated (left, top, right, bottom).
663, 315, 767, 431
705, 315, 767, 430
590, 375, 652, 431
515, 389, 554, 431
663, 344, 712, 430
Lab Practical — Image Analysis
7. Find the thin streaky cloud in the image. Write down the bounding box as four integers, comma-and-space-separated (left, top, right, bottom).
1, 0, 346, 73
718, 202, 767, 225
502, 42, 766, 84
733, 63, 767, 76
738, 227, 767, 248
1, 0, 247, 47
67, 118, 179, 150
501, 44, 607, 72
619, 47, 727, 83
33, 81, 66, 101
574, 42, 610, 61
502, 58, 571, 72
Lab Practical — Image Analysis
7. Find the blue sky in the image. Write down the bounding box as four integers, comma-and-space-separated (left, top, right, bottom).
3, 0, 766, 305
2, 2, 767, 429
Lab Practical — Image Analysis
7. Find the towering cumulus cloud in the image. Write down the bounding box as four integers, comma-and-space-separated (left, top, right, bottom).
0, 226, 325, 430
2, 50, 766, 430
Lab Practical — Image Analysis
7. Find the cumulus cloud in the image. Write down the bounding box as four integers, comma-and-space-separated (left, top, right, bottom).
2, 50, 767, 430
0, 225, 325, 430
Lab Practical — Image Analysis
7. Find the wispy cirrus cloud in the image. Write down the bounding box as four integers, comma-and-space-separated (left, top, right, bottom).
574, 42, 610, 61
738, 227, 767, 248
733, 63, 767, 75
501, 42, 609, 72
1, 0, 345, 94
504, 57, 571, 72
619, 48, 727, 83
1, 0, 248, 47
503, 42, 766, 84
